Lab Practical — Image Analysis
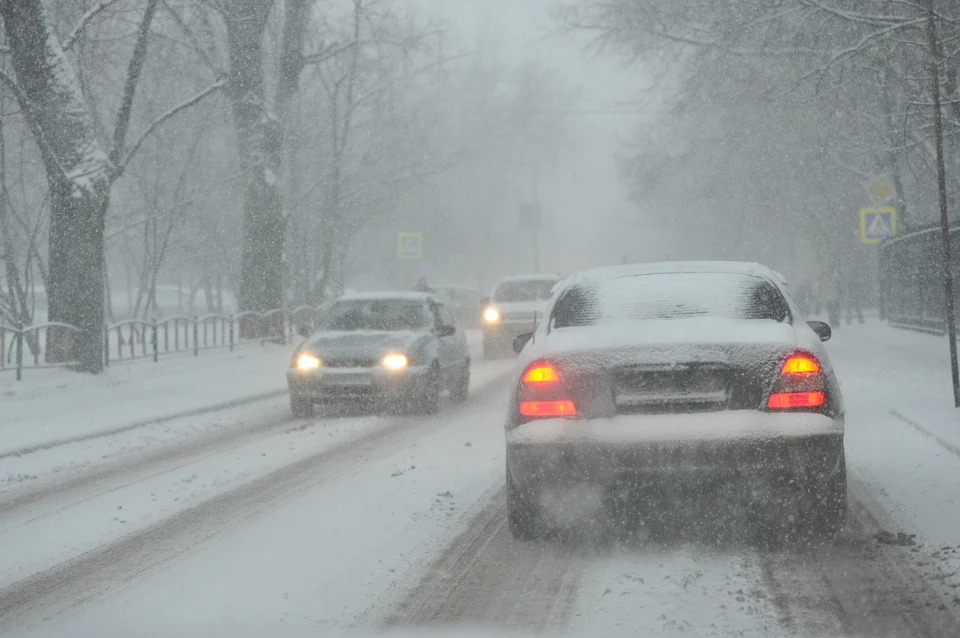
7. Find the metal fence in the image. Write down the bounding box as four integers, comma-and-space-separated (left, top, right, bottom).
878, 222, 960, 334
1, 305, 324, 380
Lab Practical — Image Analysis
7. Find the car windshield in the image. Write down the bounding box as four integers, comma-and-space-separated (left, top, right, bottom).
320, 299, 426, 332
552, 272, 789, 328
493, 280, 557, 302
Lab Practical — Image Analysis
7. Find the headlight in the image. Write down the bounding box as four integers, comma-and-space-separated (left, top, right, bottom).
382, 354, 408, 370
484, 307, 500, 323
296, 353, 321, 370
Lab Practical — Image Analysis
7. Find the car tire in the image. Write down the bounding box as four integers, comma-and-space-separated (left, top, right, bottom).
776, 459, 847, 545
506, 463, 544, 541
810, 458, 848, 541
413, 364, 441, 415
450, 360, 470, 403
290, 393, 313, 418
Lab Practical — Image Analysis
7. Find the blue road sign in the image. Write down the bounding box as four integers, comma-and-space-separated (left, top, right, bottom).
860, 207, 897, 245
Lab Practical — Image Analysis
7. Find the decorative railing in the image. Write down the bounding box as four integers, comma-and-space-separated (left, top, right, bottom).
1, 305, 326, 380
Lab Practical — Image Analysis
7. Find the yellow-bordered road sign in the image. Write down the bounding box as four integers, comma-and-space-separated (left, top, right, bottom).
397, 232, 422, 259
860, 208, 896, 245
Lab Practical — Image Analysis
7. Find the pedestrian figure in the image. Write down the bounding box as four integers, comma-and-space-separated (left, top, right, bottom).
414, 277, 433, 293
823, 271, 841, 327
843, 277, 865, 325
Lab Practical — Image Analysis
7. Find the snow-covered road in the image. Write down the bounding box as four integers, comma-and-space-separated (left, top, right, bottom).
1, 321, 960, 637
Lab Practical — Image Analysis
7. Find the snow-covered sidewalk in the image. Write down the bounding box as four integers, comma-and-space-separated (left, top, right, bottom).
1, 344, 296, 458
1, 331, 484, 458
827, 321, 960, 452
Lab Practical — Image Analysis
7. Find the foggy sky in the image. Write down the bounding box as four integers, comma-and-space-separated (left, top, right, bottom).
405, 0, 668, 276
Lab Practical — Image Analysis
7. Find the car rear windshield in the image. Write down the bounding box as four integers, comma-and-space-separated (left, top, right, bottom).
551, 273, 790, 328
321, 300, 427, 332
493, 280, 557, 302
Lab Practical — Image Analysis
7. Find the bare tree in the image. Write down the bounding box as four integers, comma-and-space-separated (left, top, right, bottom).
0, 0, 223, 371
220, 0, 306, 337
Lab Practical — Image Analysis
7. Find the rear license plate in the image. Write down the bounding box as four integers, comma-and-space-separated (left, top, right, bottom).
323, 373, 373, 386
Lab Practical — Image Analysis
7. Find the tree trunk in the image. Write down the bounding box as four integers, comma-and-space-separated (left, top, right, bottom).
1, 0, 112, 372
224, 0, 306, 338
47, 179, 108, 370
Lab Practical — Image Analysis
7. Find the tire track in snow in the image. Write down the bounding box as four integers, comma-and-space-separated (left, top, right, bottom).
0, 359, 513, 525
385, 485, 583, 632
0, 372, 514, 635
758, 476, 960, 637
0, 389, 289, 460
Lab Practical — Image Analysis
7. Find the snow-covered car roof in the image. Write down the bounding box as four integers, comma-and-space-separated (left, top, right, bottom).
497, 273, 563, 283
336, 291, 434, 303
433, 285, 481, 293
554, 261, 785, 293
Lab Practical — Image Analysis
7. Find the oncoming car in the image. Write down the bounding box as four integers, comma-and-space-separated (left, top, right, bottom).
503, 262, 845, 541
433, 285, 485, 329
287, 292, 470, 417
482, 274, 562, 359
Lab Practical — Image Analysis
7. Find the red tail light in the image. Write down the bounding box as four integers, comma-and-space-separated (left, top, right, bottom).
522, 365, 560, 384
767, 352, 826, 411
519, 400, 577, 417
767, 391, 825, 409
781, 355, 820, 374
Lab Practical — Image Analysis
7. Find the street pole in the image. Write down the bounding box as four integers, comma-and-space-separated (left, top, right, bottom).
925, 0, 960, 408
532, 229, 541, 273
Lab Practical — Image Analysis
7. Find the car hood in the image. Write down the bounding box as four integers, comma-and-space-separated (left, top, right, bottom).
490, 300, 549, 313
303, 330, 425, 358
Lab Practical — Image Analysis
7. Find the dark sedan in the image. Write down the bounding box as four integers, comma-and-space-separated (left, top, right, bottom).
288, 292, 470, 417
504, 261, 846, 542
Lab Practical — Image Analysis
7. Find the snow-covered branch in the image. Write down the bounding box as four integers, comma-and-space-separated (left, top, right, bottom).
109, 0, 160, 167
62, 0, 122, 51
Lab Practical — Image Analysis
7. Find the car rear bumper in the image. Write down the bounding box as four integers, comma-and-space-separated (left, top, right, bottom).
505, 411, 845, 491
287, 365, 431, 403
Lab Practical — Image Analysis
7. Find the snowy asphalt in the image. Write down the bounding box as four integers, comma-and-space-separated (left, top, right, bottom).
1, 323, 960, 637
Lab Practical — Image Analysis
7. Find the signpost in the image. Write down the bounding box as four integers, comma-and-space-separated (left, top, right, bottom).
519, 202, 541, 230
859, 207, 897, 245
866, 177, 895, 204
397, 232, 422, 260
925, 0, 960, 407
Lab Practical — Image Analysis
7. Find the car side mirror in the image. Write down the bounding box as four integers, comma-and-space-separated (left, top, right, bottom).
807, 320, 831, 342
438, 324, 456, 337
298, 326, 312, 338
513, 332, 534, 353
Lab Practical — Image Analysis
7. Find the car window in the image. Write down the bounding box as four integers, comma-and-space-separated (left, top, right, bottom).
436, 303, 455, 327
551, 273, 790, 328
321, 300, 429, 332
493, 280, 558, 302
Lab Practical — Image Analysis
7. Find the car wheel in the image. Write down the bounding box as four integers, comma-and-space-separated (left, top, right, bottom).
290, 393, 313, 418
506, 463, 544, 541
450, 360, 470, 403
413, 364, 441, 415
809, 459, 848, 542
777, 461, 848, 546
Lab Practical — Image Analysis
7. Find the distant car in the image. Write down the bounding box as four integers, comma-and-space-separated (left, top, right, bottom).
433, 285, 485, 329
287, 292, 470, 417
482, 274, 563, 359
503, 261, 846, 541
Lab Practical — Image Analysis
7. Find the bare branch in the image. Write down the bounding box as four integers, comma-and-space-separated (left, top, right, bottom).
110, 0, 160, 167
63, 0, 122, 51
114, 79, 226, 179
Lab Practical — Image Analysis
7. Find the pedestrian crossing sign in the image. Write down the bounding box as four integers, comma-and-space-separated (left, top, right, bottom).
860, 208, 896, 245
397, 232, 422, 260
